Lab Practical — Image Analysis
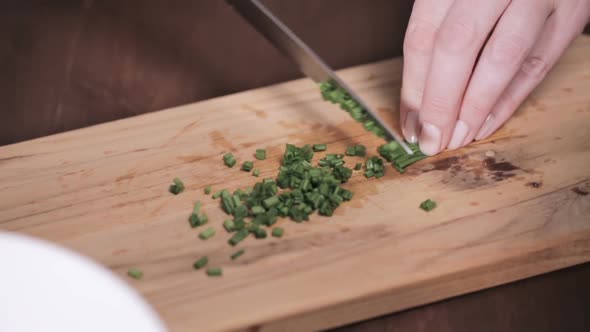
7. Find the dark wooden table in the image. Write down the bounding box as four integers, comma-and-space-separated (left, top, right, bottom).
2, 2, 589, 331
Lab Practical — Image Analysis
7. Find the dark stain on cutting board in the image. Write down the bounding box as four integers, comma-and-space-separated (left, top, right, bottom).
413, 153, 524, 189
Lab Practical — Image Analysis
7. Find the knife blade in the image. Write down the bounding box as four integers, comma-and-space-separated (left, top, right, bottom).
226, 0, 413, 154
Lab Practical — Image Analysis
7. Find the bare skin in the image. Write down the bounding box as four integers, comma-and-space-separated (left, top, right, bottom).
400, 0, 590, 156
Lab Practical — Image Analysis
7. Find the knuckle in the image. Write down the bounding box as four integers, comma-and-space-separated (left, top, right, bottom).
520, 56, 550, 81
488, 33, 529, 67
435, 16, 477, 53
403, 20, 437, 55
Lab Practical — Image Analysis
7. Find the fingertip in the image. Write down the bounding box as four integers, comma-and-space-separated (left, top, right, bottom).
475, 114, 495, 141
401, 104, 420, 144
447, 120, 469, 150
404, 112, 420, 144
419, 122, 442, 156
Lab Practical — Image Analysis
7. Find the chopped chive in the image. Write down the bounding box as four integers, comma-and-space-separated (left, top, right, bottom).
354, 163, 362, 170
206, 267, 223, 277
253, 168, 260, 177
255, 149, 267, 160
379, 142, 427, 173
221, 191, 234, 215
223, 153, 237, 168
354, 145, 367, 157
242, 161, 254, 172
231, 249, 245, 260
189, 202, 208, 228
184, 143, 367, 275
319, 79, 386, 138
127, 267, 143, 279
199, 227, 216, 240
263, 195, 280, 209
253, 228, 267, 239
251, 205, 266, 215
193, 256, 208, 270
223, 219, 235, 232
419, 199, 437, 212
169, 177, 185, 195
313, 144, 327, 152
345, 146, 356, 156
204, 185, 212, 195
229, 229, 249, 246
271, 227, 284, 238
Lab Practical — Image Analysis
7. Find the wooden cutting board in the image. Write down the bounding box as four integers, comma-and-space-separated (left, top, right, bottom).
1, 36, 589, 332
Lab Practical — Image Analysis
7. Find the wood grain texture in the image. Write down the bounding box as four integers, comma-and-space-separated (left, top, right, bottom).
1, 36, 590, 332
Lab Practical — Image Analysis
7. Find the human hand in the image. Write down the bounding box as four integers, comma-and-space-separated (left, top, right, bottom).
401, 0, 590, 155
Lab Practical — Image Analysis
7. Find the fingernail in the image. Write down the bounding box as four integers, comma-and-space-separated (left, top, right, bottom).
419, 122, 442, 156
447, 120, 469, 150
403, 111, 419, 143
475, 114, 495, 141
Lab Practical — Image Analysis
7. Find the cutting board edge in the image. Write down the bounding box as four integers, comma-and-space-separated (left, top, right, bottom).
255, 233, 590, 332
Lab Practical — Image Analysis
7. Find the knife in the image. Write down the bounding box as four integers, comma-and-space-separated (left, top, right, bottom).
226, 0, 413, 154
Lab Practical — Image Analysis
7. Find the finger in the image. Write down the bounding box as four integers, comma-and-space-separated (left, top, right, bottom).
418, 0, 511, 156
400, 0, 454, 143
475, 0, 590, 140
447, 0, 553, 150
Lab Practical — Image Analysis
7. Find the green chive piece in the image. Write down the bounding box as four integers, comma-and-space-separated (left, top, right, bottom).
127, 267, 143, 279
221, 191, 235, 215
271, 227, 284, 238
223, 153, 237, 168
354, 145, 367, 157
377, 141, 405, 162
319, 79, 386, 138
193, 256, 208, 270
229, 229, 249, 246
255, 149, 267, 160
419, 199, 437, 212
253, 227, 267, 239
242, 161, 254, 172
231, 249, 245, 260
263, 195, 280, 209
223, 219, 235, 232
313, 144, 327, 152
253, 168, 260, 177
345, 146, 356, 156
204, 185, 212, 195
188, 202, 208, 228
206, 267, 223, 277
251, 205, 266, 215
212, 190, 223, 199
354, 163, 362, 170
169, 177, 185, 195
199, 227, 216, 240
365, 156, 385, 178
379, 142, 428, 173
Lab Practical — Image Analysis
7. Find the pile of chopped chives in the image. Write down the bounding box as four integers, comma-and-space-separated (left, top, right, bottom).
151, 83, 435, 279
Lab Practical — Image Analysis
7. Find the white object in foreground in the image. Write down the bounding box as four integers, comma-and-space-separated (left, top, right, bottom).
0, 232, 167, 332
